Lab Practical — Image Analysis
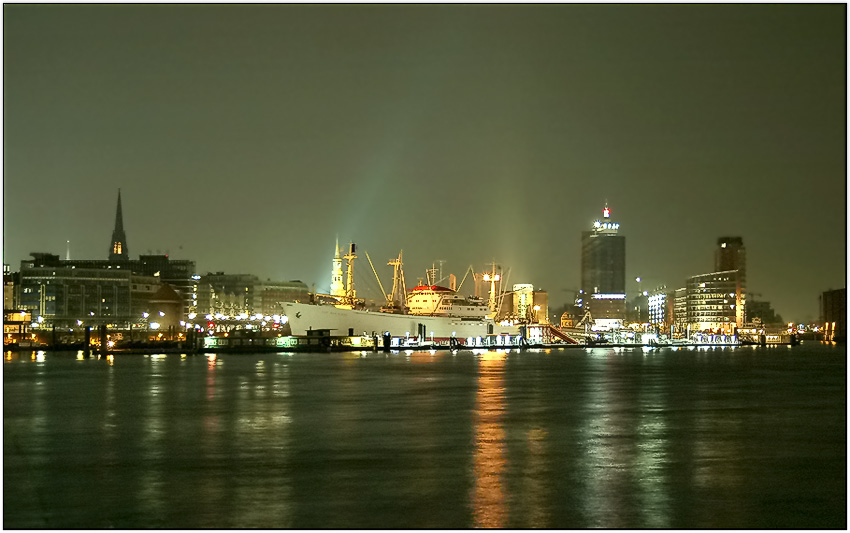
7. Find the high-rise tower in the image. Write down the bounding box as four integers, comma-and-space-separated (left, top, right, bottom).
580, 203, 626, 322
108, 190, 129, 261
715, 236, 746, 283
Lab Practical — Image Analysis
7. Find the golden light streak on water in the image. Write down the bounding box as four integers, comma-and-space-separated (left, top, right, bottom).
471, 350, 507, 528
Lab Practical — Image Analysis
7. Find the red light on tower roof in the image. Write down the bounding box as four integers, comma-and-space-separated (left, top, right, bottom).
603, 207, 610, 218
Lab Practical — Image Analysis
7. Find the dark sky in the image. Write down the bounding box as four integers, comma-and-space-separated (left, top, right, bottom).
3, 4, 846, 321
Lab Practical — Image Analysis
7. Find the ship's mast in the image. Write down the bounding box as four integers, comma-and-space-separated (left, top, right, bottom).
483, 261, 501, 313
387, 250, 407, 311
365, 251, 389, 305
343, 242, 357, 304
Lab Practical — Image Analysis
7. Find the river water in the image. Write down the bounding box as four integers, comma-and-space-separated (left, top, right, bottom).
4, 343, 846, 528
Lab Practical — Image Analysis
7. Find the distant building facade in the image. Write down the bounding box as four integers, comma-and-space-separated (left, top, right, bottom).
19, 252, 196, 322
715, 237, 746, 283
746, 299, 783, 326
647, 288, 667, 328
10, 191, 197, 325
820, 288, 845, 342
672, 287, 687, 336
4, 264, 14, 310
532, 290, 549, 324
512, 284, 534, 321
196, 273, 309, 318
580, 204, 626, 324
16, 255, 163, 328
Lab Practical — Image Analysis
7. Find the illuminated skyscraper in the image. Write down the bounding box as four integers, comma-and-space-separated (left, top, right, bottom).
108, 189, 128, 261
580, 204, 626, 323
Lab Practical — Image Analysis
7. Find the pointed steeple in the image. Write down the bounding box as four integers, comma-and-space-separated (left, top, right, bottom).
330, 235, 345, 297
109, 189, 129, 261
114, 189, 124, 231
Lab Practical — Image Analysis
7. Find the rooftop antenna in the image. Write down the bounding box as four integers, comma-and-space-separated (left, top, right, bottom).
65, 240, 71, 261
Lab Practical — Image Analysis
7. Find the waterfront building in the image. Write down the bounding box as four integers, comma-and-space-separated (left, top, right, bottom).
259, 280, 311, 316
580, 204, 626, 325
14, 191, 197, 320
532, 290, 549, 324
146, 284, 184, 333
197, 273, 259, 317
627, 293, 649, 323
16, 255, 163, 328
3, 310, 33, 343
672, 287, 687, 336
133, 255, 196, 317
746, 299, 784, 326
21, 252, 196, 321
196, 272, 309, 318
820, 288, 845, 342
495, 284, 549, 324
686, 270, 745, 333
512, 284, 534, 321
4, 264, 14, 310
647, 288, 667, 328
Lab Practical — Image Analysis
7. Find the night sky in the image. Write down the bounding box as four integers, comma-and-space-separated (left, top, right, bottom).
3, 4, 846, 321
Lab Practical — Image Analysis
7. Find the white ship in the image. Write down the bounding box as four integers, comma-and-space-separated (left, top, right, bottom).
282, 241, 518, 342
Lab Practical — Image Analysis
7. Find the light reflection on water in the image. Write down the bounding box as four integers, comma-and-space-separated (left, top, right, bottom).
3, 345, 846, 529
471, 350, 507, 528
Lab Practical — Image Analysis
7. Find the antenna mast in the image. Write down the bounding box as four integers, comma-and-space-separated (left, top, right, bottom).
426, 263, 438, 286
483, 260, 501, 314
343, 242, 357, 305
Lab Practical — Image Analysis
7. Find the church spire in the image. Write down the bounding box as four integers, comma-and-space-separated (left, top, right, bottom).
109, 189, 128, 261
330, 235, 345, 297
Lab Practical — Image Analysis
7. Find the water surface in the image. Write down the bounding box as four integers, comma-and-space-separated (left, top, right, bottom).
4, 344, 846, 528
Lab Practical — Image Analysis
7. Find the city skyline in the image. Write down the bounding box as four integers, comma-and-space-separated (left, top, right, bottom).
3, 4, 845, 322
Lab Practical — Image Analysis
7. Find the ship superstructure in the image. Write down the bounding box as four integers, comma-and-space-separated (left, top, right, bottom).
406, 285, 491, 318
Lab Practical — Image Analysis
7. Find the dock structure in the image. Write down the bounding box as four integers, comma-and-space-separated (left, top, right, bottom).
6, 327, 801, 354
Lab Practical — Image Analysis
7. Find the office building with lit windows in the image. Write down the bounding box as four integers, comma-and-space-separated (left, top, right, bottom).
580, 204, 626, 324
672, 287, 688, 336
647, 289, 667, 328
686, 270, 745, 333
16, 256, 163, 328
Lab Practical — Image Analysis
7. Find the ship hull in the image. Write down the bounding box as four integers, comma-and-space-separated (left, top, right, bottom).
282, 301, 512, 340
